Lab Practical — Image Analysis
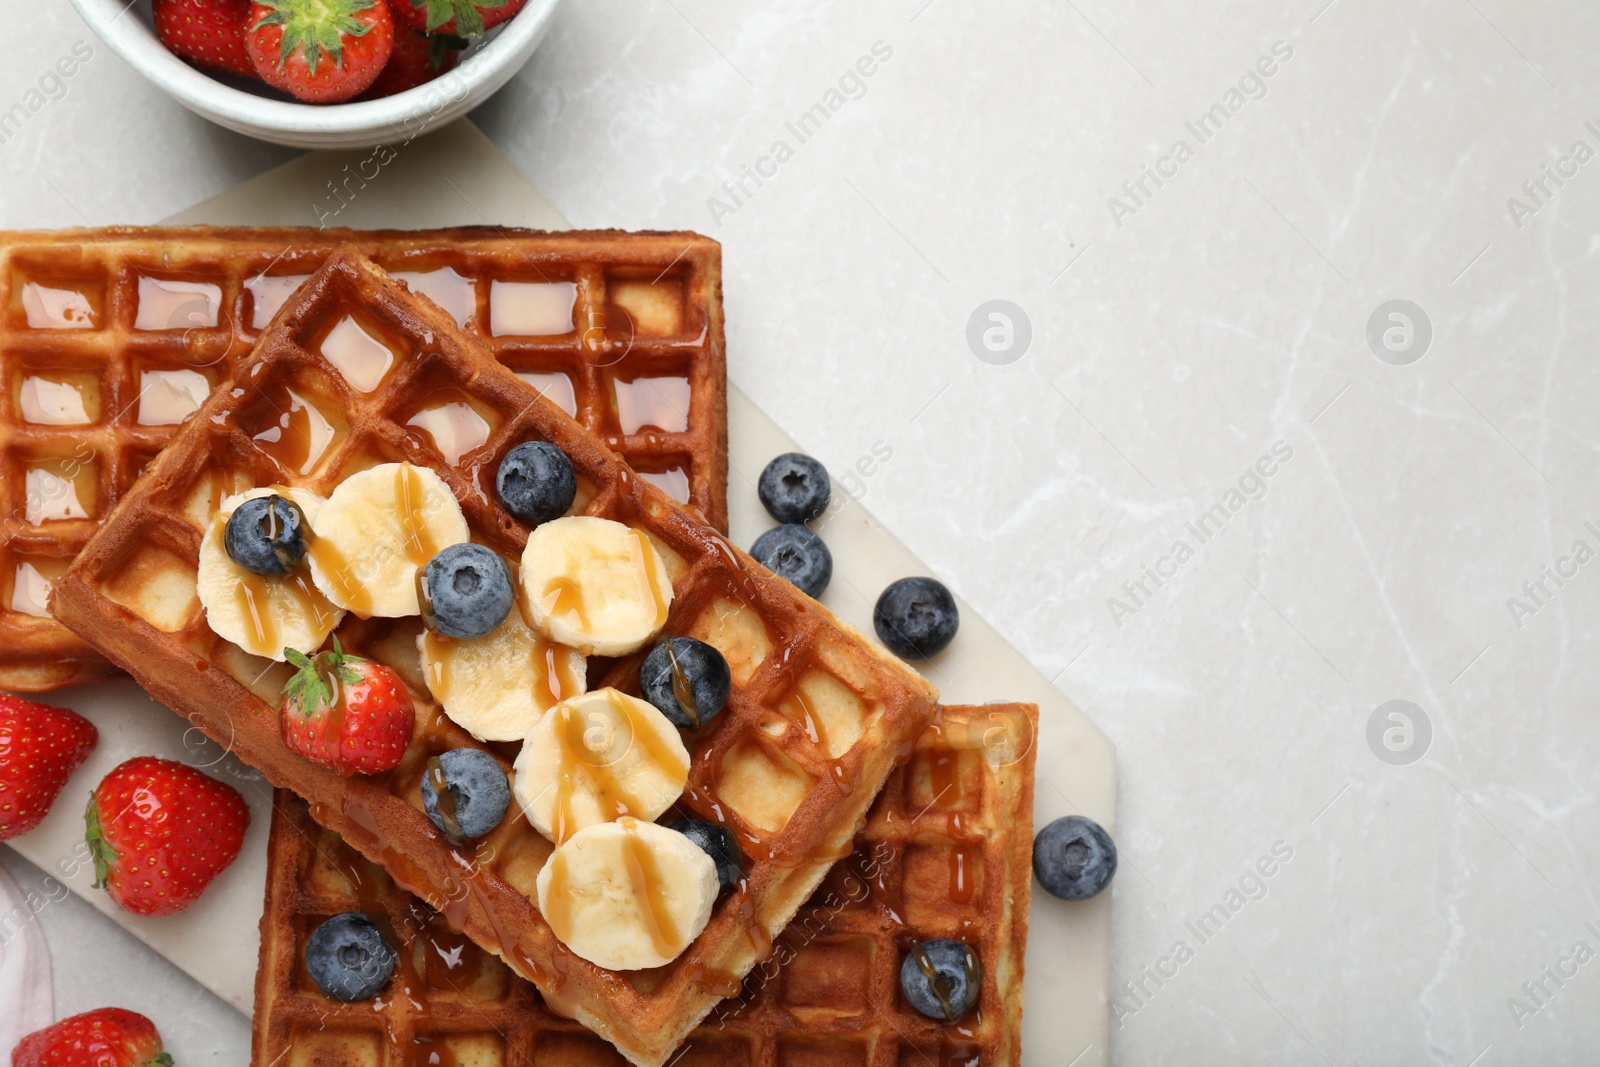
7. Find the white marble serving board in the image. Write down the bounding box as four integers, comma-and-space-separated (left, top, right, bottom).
6, 120, 1115, 1064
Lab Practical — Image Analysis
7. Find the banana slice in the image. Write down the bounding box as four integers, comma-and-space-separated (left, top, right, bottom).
307, 462, 469, 618
197, 487, 344, 661
536, 817, 717, 970
520, 516, 672, 657
513, 688, 690, 844
418, 594, 587, 742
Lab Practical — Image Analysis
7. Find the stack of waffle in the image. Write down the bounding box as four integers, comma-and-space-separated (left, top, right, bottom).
0, 227, 1037, 1066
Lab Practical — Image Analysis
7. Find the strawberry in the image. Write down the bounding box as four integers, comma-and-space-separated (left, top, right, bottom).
281, 639, 414, 776
246, 0, 394, 104
357, 27, 464, 99
12, 1008, 171, 1067
392, 0, 524, 39
0, 696, 97, 841
85, 757, 249, 917
153, 0, 258, 80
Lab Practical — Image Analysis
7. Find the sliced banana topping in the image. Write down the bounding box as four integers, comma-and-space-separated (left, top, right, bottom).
519, 516, 672, 656
513, 688, 690, 845
197, 487, 343, 661
536, 817, 717, 971
307, 462, 469, 618
419, 597, 587, 742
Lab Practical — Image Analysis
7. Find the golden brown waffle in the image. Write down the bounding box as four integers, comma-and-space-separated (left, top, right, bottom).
0, 225, 726, 691
53, 249, 939, 1066
253, 703, 1036, 1067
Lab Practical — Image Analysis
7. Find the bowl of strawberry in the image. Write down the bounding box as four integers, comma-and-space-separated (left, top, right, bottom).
69, 0, 560, 148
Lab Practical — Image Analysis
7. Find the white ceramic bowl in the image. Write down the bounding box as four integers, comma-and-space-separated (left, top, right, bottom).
68, 0, 560, 149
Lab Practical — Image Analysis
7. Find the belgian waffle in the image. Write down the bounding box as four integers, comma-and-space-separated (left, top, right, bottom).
52, 249, 939, 1066
0, 225, 727, 691
253, 702, 1036, 1067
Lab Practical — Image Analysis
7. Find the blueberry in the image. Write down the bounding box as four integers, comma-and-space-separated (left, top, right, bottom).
497, 441, 577, 525
670, 818, 743, 895
420, 749, 510, 839
421, 543, 514, 639
750, 524, 832, 599
224, 494, 307, 577
305, 912, 396, 1001
1033, 815, 1117, 901
899, 939, 981, 1021
758, 452, 831, 524
873, 577, 959, 660
640, 638, 731, 730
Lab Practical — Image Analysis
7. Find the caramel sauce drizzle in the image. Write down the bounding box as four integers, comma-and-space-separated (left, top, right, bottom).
308, 534, 372, 617
547, 692, 687, 844
540, 576, 588, 630
425, 756, 464, 838
512, 572, 582, 707
910, 940, 958, 1019
407, 1037, 458, 1067
235, 573, 275, 652
664, 641, 700, 727
620, 819, 680, 961
421, 632, 452, 694
223, 491, 336, 655
949, 840, 980, 906
543, 845, 573, 942
531, 638, 579, 707
396, 463, 440, 565
421, 923, 484, 992
785, 686, 853, 796
629, 528, 669, 630
550, 701, 641, 844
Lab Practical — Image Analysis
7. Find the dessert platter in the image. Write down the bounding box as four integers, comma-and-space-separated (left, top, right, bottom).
0, 123, 1117, 1066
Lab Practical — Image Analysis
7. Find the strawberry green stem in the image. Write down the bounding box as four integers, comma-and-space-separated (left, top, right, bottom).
83, 795, 117, 890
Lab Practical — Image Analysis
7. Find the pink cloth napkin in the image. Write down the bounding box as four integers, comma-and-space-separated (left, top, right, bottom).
0, 863, 54, 1057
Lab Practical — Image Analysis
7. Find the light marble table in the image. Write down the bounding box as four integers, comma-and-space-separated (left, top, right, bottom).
7, 1, 1600, 1063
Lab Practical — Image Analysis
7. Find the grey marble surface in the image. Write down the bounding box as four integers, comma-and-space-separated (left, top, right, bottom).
7, 0, 1600, 1062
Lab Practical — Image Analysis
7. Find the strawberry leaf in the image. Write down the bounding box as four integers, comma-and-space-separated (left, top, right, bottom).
256, 0, 378, 73
406, 0, 504, 39
83, 795, 117, 891
282, 641, 367, 715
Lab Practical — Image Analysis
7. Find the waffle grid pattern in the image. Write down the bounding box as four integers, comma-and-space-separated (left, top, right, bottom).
0, 226, 726, 690
253, 704, 1036, 1067
53, 250, 937, 1066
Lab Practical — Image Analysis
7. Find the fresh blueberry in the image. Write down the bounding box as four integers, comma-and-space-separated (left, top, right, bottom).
1033, 815, 1117, 901
750, 524, 832, 599
899, 939, 981, 1021
670, 818, 743, 895
224, 494, 307, 577
421, 543, 514, 640
496, 441, 577, 525
873, 577, 959, 660
640, 638, 731, 730
420, 748, 510, 839
305, 912, 396, 1001
758, 452, 831, 524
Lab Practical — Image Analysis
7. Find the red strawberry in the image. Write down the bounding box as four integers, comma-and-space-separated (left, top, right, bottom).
153, 0, 258, 80
357, 27, 463, 99
246, 0, 394, 104
0, 696, 97, 841
392, 0, 523, 39
280, 639, 414, 776
12, 1008, 171, 1067
85, 757, 249, 917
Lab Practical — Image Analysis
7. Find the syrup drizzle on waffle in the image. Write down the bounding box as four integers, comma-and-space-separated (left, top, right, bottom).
252, 703, 1037, 1066
54, 248, 932, 1067
0, 226, 727, 691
